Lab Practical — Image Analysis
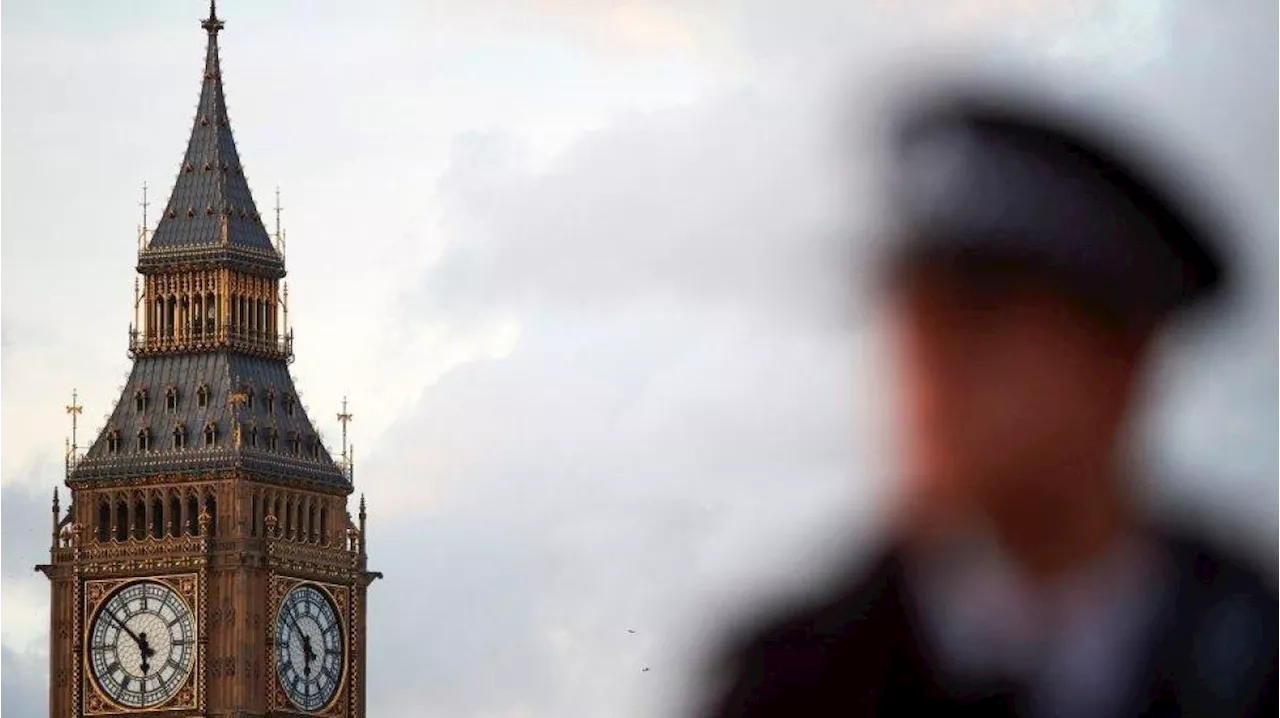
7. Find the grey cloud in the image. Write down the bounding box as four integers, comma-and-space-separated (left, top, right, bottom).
421, 88, 855, 331
2, 481, 60, 717
362, 312, 872, 716
2, 645, 46, 717
357, 34, 894, 718
2, 479, 56, 583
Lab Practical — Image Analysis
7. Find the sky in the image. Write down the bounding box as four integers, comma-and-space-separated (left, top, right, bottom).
1, 0, 1276, 715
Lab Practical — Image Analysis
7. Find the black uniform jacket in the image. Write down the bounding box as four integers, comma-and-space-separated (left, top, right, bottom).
703, 526, 1276, 718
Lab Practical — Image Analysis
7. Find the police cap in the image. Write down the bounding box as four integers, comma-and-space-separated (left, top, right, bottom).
885, 89, 1228, 329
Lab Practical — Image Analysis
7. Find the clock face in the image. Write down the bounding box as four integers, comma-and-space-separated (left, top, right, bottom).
88, 580, 196, 708
275, 584, 344, 712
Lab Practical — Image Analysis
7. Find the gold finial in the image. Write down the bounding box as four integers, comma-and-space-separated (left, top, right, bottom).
138, 182, 150, 251
337, 396, 354, 473
65, 389, 84, 462
228, 386, 248, 449
51, 488, 61, 550
273, 186, 285, 259
358, 493, 367, 558
133, 277, 141, 335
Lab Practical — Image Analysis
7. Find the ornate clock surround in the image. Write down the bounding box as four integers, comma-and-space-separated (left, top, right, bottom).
81, 573, 204, 716
268, 576, 352, 716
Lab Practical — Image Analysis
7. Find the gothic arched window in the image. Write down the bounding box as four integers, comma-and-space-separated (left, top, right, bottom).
204, 422, 218, 447
197, 384, 210, 409
284, 393, 296, 417
137, 428, 152, 452
150, 496, 164, 539
132, 498, 146, 539
166, 386, 179, 412
287, 432, 300, 456
173, 424, 187, 450
169, 494, 182, 537
265, 390, 275, 414
135, 389, 149, 413
97, 500, 111, 543
266, 429, 279, 452
251, 493, 261, 537
204, 494, 218, 536
248, 426, 258, 448
193, 295, 204, 337
115, 500, 129, 542
106, 430, 121, 454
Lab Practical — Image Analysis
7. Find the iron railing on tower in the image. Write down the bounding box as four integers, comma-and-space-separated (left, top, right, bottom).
128, 323, 294, 362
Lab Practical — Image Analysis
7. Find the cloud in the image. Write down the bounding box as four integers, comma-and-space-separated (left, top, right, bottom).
2, 480, 56, 605
417, 0, 737, 63
356, 66, 896, 714
362, 308, 878, 716
1, 483, 56, 714
2, 645, 47, 717
419, 87, 854, 324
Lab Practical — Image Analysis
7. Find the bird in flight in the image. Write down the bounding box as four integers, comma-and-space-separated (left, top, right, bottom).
627, 629, 637, 634
641, 667, 650, 673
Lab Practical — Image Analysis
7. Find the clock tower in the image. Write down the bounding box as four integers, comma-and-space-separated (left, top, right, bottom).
37, 3, 380, 716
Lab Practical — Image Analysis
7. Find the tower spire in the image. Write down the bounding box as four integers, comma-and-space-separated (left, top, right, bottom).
140, 0, 281, 273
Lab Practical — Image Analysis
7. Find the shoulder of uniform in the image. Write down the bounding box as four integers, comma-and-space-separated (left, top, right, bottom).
1162, 526, 1277, 602
720, 548, 904, 667
699, 546, 906, 716
1160, 525, 1278, 696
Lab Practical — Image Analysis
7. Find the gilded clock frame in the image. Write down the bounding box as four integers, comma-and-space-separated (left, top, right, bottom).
268, 575, 351, 716
81, 573, 202, 716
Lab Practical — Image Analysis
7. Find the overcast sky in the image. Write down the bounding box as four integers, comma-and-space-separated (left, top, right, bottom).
2, 1, 1275, 715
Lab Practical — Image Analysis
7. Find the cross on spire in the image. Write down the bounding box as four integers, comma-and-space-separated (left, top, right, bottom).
202, 0, 224, 34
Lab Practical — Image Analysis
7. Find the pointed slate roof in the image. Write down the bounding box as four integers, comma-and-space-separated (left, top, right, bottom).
69, 353, 349, 490
138, 1, 284, 277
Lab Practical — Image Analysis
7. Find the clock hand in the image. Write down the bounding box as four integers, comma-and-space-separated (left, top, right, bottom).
302, 633, 317, 676
103, 610, 145, 649
137, 632, 155, 675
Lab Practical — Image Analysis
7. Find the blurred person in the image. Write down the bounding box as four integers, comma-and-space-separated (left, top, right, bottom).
698, 88, 1277, 718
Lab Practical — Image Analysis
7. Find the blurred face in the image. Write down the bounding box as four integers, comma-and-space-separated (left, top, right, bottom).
886, 266, 1140, 522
